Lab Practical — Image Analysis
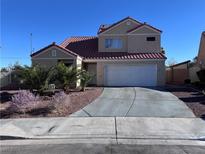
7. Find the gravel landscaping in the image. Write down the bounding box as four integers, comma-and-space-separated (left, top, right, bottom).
1, 85, 204, 118
165, 85, 205, 118
0, 87, 103, 119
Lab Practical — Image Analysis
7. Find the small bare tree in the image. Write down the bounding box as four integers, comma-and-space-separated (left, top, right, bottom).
167, 58, 177, 66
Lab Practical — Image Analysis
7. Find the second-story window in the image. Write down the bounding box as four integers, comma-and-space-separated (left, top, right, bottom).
146, 37, 156, 41
105, 39, 122, 49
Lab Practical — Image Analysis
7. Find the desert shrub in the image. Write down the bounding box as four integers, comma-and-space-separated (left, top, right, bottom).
51, 91, 71, 115
197, 69, 205, 82
11, 90, 41, 113
52, 91, 67, 103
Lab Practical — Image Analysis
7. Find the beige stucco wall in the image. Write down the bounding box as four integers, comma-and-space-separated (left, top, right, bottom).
102, 19, 140, 34
86, 63, 97, 85
31, 46, 76, 68
33, 46, 75, 59
96, 60, 165, 86
76, 57, 82, 69
98, 20, 161, 53
166, 63, 189, 84
166, 68, 172, 84
32, 59, 58, 68
76, 57, 83, 87
130, 26, 159, 34
157, 61, 166, 85
128, 34, 161, 52
197, 33, 205, 68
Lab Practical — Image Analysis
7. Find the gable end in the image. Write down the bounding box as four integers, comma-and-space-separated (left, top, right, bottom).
98, 17, 141, 35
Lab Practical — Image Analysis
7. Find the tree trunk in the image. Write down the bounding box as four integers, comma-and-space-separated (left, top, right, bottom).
81, 86, 85, 92
64, 85, 70, 94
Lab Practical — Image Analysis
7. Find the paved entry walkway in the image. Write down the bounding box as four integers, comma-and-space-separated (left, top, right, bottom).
70, 87, 195, 117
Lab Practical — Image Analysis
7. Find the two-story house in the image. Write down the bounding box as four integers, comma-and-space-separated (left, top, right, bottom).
197, 31, 205, 68
31, 17, 166, 86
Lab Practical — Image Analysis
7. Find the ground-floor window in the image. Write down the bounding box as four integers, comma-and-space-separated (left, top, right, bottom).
58, 59, 74, 67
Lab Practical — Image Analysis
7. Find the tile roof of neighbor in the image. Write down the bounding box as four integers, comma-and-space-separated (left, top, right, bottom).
60, 36, 166, 60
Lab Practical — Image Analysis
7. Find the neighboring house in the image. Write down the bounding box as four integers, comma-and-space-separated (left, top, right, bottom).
197, 31, 205, 68
31, 17, 166, 87
0, 70, 22, 90
0, 71, 13, 89
166, 31, 205, 84
166, 61, 190, 84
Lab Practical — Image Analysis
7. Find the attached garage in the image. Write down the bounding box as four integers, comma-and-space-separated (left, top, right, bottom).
104, 64, 157, 86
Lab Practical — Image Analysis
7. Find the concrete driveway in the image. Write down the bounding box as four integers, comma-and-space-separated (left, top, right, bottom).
70, 87, 195, 117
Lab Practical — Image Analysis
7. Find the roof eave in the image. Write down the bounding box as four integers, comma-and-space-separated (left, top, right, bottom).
170, 60, 191, 68
127, 24, 162, 34
83, 58, 166, 62
98, 16, 142, 35
30, 43, 80, 58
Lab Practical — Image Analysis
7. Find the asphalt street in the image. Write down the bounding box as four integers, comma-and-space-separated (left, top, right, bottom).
1, 143, 205, 154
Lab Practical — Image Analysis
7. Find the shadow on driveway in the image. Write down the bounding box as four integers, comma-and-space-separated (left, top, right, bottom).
166, 85, 205, 119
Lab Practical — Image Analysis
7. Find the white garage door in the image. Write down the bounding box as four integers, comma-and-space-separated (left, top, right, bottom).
104, 64, 157, 86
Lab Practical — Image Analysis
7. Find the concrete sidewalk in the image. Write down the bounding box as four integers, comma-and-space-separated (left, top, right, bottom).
1, 117, 205, 145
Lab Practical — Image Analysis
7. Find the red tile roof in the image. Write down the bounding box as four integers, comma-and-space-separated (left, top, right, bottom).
98, 24, 112, 34
30, 42, 79, 57
61, 36, 166, 60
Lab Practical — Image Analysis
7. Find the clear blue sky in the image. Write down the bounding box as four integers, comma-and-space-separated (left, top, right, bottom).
1, 0, 205, 67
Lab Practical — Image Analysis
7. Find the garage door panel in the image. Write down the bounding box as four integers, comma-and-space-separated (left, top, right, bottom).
104, 64, 157, 86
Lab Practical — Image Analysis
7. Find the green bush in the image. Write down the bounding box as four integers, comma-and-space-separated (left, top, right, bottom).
80, 70, 93, 91
13, 62, 93, 93
20, 65, 50, 94
184, 79, 191, 84
48, 62, 82, 92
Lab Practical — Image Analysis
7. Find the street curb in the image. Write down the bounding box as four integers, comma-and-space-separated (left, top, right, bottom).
1, 138, 205, 146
